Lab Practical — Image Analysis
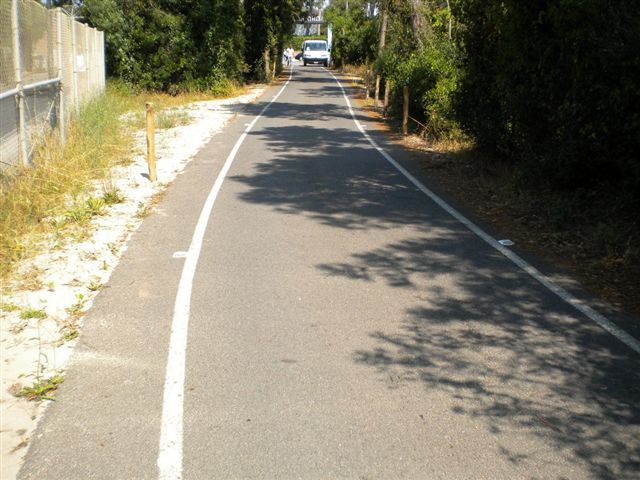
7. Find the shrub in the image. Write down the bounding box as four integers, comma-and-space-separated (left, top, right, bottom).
454, 0, 640, 203
378, 39, 463, 141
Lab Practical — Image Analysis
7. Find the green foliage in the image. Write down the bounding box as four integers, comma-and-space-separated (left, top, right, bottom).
325, 0, 378, 66
329, 0, 639, 205
83, 0, 246, 91
454, 0, 640, 200
292, 35, 326, 44
371, 2, 463, 141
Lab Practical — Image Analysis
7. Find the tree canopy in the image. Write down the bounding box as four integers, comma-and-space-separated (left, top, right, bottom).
80, 0, 302, 91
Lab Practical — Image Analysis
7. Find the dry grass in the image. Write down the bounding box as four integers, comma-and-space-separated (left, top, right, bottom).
0, 81, 229, 280
404, 133, 474, 155
0, 92, 130, 278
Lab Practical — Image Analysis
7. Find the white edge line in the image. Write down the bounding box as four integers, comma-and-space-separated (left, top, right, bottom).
326, 69, 640, 356
157, 65, 295, 480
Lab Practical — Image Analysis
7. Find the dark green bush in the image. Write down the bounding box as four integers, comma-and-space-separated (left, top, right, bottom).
454, 0, 640, 202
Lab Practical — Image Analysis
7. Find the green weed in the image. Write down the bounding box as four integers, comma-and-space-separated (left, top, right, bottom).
11, 376, 64, 401
1, 302, 19, 312
66, 293, 85, 317
57, 321, 80, 345
19, 308, 47, 320
102, 187, 125, 206
85, 196, 106, 216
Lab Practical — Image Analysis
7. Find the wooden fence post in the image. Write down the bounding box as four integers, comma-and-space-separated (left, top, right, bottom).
365, 68, 370, 100
383, 79, 390, 116
402, 84, 409, 135
146, 102, 157, 182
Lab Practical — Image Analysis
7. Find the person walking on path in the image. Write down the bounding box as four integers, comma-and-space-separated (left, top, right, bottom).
285, 47, 293, 67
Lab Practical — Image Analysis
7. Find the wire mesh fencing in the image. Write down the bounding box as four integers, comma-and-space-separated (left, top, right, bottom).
0, 0, 105, 171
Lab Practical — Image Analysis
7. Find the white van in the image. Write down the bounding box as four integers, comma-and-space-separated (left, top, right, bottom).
301, 40, 330, 67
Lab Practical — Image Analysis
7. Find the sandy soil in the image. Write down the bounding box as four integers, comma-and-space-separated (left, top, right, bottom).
0, 85, 266, 479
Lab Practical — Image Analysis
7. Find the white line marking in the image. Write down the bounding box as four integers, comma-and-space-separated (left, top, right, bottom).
326, 69, 640, 356
157, 65, 295, 480
172, 251, 188, 259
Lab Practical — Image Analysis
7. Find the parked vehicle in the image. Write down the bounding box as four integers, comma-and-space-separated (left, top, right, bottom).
301, 40, 330, 67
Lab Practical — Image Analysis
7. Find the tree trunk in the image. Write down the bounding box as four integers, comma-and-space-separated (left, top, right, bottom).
378, 0, 388, 54
410, 0, 429, 48
263, 48, 271, 82
446, 0, 452, 41
271, 49, 276, 79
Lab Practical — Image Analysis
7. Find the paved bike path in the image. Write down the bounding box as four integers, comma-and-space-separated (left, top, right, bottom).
20, 66, 639, 479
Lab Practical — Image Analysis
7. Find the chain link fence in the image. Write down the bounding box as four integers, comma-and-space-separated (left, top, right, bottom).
0, 0, 105, 171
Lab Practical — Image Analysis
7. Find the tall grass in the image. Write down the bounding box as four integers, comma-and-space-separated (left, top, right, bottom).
0, 80, 227, 279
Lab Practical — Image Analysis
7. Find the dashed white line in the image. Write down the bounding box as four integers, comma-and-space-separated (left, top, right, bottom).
326, 69, 640, 356
157, 66, 295, 480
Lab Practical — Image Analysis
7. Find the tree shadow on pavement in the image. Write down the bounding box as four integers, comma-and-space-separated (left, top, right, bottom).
228, 114, 640, 479
243, 100, 369, 123
322, 233, 640, 479
232, 125, 451, 231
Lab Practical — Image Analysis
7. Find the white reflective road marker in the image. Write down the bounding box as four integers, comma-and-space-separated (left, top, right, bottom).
172, 251, 188, 259
326, 69, 640, 356
157, 66, 295, 480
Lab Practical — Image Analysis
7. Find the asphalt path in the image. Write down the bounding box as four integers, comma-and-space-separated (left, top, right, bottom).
19, 65, 640, 479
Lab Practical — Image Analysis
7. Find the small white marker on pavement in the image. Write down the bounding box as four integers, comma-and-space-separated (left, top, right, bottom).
498, 239, 514, 246
172, 251, 188, 259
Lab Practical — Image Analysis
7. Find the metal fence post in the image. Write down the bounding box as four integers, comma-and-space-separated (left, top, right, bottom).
11, 0, 29, 167
84, 25, 90, 94
101, 31, 106, 89
71, 16, 79, 114
93, 28, 98, 94
56, 8, 65, 142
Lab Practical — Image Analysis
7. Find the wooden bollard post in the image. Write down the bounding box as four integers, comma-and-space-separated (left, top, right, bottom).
383, 79, 390, 116
374, 75, 380, 107
145, 102, 157, 182
365, 69, 370, 100
402, 84, 409, 135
